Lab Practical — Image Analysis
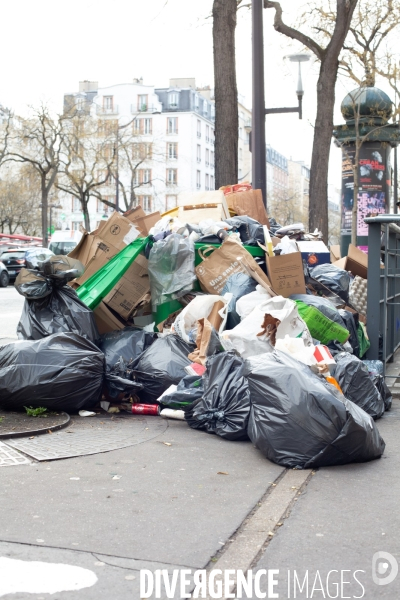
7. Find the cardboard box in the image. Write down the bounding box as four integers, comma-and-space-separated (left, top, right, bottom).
93, 301, 126, 334
333, 244, 368, 279
330, 245, 341, 263
125, 207, 161, 235
178, 191, 230, 224
265, 252, 307, 298
103, 255, 150, 320
296, 241, 331, 267
99, 211, 141, 252
225, 189, 270, 227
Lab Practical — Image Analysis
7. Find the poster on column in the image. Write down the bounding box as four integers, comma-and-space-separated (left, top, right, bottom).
341, 141, 390, 237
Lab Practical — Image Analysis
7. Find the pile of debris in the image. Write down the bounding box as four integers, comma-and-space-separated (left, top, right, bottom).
0, 186, 389, 469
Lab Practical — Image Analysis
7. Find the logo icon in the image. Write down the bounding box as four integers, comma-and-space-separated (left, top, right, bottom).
372, 551, 399, 586
110, 225, 120, 235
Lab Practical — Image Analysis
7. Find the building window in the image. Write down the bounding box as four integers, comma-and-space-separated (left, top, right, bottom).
72, 221, 81, 231
167, 142, 178, 159
133, 142, 152, 160
103, 196, 116, 210
137, 94, 148, 111
166, 168, 178, 185
206, 125, 210, 142
137, 169, 152, 184
138, 195, 152, 212
203, 100, 208, 116
134, 118, 152, 135
197, 120, 201, 138
205, 149, 209, 166
167, 117, 178, 134
211, 151, 214, 167
72, 198, 80, 212
205, 173, 210, 191
197, 145, 201, 163
76, 97, 85, 111
211, 105, 215, 122
196, 170, 201, 190
195, 94, 199, 110
168, 92, 179, 108
211, 129, 214, 145
103, 96, 113, 110
210, 175, 215, 190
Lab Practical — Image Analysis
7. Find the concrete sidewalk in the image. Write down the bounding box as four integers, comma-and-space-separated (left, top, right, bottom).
0, 397, 397, 600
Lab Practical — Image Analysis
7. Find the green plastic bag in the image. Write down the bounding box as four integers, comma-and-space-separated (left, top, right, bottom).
295, 300, 349, 345
357, 322, 371, 358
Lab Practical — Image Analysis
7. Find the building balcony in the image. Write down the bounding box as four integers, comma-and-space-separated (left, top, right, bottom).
96, 105, 119, 115
131, 104, 160, 114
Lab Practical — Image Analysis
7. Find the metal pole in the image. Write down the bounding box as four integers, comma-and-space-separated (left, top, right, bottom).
251, 0, 267, 209
115, 131, 119, 212
394, 146, 398, 214
49, 207, 52, 239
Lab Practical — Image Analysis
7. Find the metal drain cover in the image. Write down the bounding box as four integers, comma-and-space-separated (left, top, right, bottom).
0, 441, 31, 467
6, 415, 168, 461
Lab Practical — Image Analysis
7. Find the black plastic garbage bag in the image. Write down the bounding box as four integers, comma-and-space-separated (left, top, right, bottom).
185, 351, 251, 440
0, 333, 104, 412
245, 350, 385, 468
372, 375, 392, 411
17, 285, 99, 344
15, 256, 99, 344
338, 309, 360, 358
104, 357, 143, 399
24, 247, 54, 270
334, 352, 385, 420
131, 335, 195, 403
224, 216, 264, 246
311, 264, 351, 303
222, 273, 257, 329
160, 375, 204, 410
99, 327, 157, 372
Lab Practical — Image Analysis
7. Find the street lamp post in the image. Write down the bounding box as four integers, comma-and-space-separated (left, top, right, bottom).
251, 0, 310, 210
48, 204, 62, 241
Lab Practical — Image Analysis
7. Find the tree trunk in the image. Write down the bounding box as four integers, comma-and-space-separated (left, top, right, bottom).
41, 177, 49, 248
82, 195, 91, 232
308, 57, 338, 241
213, 0, 238, 188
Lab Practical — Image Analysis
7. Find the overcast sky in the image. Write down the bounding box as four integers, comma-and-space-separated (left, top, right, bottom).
0, 0, 358, 189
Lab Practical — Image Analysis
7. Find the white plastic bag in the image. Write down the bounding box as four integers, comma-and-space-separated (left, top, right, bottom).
236, 285, 272, 320
273, 235, 298, 255
220, 296, 312, 359
172, 294, 230, 343
275, 335, 317, 366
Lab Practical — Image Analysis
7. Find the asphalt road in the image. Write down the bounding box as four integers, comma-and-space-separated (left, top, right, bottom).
0, 285, 24, 342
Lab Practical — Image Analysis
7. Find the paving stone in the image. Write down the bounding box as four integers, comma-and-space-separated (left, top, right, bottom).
0, 441, 30, 467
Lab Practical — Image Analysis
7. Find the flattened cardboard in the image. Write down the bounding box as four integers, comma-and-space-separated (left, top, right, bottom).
99, 212, 139, 252
225, 189, 270, 227
93, 301, 126, 334
103, 254, 150, 320
266, 252, 307, 298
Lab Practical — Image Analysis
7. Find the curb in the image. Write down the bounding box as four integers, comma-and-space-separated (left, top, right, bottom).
0, 412, 71, 439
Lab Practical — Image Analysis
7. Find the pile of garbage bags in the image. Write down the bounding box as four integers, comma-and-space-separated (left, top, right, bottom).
0, 186, 390, 469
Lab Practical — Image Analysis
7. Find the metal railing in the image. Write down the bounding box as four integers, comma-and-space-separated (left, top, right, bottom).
366, 215, 400, 376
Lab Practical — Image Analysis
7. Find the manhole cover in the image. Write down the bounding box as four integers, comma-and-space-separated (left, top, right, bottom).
6, 414, 168, 461
0, 441, 31, 467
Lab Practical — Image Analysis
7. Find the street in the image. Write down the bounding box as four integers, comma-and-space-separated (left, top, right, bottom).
0, 285, 24, 343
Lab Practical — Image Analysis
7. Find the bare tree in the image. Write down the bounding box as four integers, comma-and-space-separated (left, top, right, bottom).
6, 105, 64, 247
56, 115, 114, 231
264, 0, 358, 242
0, 165, 42, 235
311, 0, 400, 86
213, 0, 240, 188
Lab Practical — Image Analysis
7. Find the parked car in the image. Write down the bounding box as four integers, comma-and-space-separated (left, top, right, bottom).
0, 247, 54, 282
0, 260, 9, 287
